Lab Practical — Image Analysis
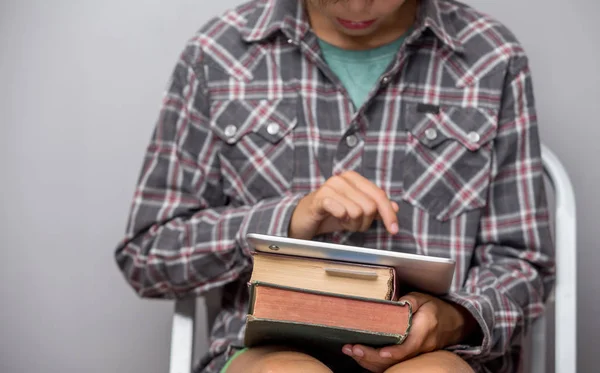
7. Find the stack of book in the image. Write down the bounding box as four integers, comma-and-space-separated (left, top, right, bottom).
243, 249, 413, 353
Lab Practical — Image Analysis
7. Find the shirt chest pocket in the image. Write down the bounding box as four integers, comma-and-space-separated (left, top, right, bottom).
210, 99, 298, 204
402, 103, 498, 221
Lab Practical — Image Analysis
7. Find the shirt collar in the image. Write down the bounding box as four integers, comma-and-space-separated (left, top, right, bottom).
417, 0, 464, 52
240, 0, 310, 43
241, 0, 463, 52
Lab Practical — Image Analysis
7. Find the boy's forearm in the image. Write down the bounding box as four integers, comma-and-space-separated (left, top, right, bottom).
115, 194, 302, 298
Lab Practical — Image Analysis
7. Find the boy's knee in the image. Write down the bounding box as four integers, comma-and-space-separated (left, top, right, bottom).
227, 347, 332, 373
257, 351, 332, 373
432, 351, 474, 373
384, 351, 473, 373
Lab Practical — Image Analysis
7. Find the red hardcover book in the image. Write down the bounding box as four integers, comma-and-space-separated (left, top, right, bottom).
245, 282, 412, 350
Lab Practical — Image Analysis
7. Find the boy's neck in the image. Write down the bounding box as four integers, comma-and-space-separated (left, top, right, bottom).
304, 0, 418, 51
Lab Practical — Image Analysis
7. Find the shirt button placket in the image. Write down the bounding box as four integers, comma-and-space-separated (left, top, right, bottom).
346, 134, 359, 148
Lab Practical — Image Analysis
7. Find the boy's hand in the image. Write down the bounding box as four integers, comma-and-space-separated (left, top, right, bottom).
288, 171, 399, 240
342, 292, 477, 373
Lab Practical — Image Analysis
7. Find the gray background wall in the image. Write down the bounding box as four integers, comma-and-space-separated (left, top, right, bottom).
0, 1, 597, 372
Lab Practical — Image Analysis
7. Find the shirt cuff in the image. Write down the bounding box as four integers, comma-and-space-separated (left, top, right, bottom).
236, 193, 304, 256
441, 291, 495, 359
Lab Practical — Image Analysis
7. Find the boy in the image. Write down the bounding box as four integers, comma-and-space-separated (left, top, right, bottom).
114, 0, 555, 372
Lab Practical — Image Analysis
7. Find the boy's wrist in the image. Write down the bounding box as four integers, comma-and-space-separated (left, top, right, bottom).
445, 302, 481, 346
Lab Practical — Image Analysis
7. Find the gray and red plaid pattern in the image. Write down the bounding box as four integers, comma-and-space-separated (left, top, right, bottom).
114, 0, 555, 372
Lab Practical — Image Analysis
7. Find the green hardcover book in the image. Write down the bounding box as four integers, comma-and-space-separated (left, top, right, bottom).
244, 282, 413, 351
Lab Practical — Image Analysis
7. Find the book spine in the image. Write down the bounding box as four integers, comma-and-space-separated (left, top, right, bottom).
245, 282, 414, 346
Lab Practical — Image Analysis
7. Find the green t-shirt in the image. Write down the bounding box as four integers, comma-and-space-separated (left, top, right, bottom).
318, 35, 407, 108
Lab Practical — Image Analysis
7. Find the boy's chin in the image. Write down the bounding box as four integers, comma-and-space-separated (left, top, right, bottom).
333, 25, 380, 38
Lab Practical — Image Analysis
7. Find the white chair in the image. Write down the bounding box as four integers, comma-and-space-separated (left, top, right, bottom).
528, 144, 577, 373
168, 144, 577, 373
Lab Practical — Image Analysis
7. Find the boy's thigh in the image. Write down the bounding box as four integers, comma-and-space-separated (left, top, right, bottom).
385, 351, 474, 373
225, 345, 367, 373
225, 346, 333, 373
225, 347, 472, 373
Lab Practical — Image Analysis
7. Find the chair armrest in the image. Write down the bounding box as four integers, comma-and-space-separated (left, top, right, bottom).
169, 298, 197, 373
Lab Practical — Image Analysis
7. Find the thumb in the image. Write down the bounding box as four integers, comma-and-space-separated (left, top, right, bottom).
398, 292, 431, 313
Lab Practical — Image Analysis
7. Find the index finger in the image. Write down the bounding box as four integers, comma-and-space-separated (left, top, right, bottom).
340, 171, 399, 235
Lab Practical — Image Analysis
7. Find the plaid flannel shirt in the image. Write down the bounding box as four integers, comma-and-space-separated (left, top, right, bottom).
115, 0, 555, 372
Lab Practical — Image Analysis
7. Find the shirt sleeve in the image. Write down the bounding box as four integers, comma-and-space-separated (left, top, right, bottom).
114, 42, 302, 299
442, 54, 556, 368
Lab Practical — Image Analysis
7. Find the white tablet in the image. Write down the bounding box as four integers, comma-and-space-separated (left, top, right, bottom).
247, 233, 456, 296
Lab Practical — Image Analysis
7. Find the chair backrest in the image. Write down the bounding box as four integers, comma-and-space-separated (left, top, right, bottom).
168, 144, 577, 373
529, 145, 577, 373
